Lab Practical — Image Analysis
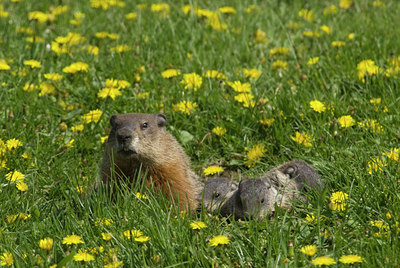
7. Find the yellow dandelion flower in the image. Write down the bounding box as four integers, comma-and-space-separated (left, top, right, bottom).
102, 233, 112, 241
358, 119, 383, 133
291, 131, 313, 147
23, 59, 41, 68
28, 11, 50, 24
162, 68, 181, 78
62, 62, 89, 74
181, 73, 203, 90
272, 60, 287, 70
5, 170, 25, 182
203, 70, 226, 79
0, 61, 11, 70
39, 82, 56, 96
320, 25, 332, 34
312, 256, 336, 266
357, 60, 382, 82
203, 166, 224, 176
136, 192, 147, 199
323, 5, 338, 15
228, 81, 251, 93
337, 115, 355, 128
384, 148, 399, 162
340, 0, 353, 9
268, 47, 289, 57
303, 31, 321, 38
172, 101, 198, 115
95, 218, 113, 226
16, 180, 28, 191
39, 238, 54, 251
212, 126, 227, 136
110, 45, 132, 53
254, 29, 268, 44
125, 12, 137, 20
234, 93, 254, 104
309, 100, 326, 113
75, 186, 84, 194
71, 124, 84, 132
151, 3, 170, 14
134, 236, 150, 243
104, 261, 123, 268
367, 157, 386, 174
305, 213, 320, 225
339, 254, 363, 264
300, 245, 317, 256
55, 32, 86, 45
101, 136, 108, 144
348, 33, 355, 40
242, 68, 261, 79
26, 36, 45, 43
73, 251, 94, 262
6, 213, 31, 224
209, 235, 229, 246
98, 87, 122, 100
245, 144, 266, 168
330, 191, 349, 211
6, 138, 23, 150
259, 118, 275, 127
0, 253, 14, 266
298, 9, 314, 21
307, 57, 319, 65
218, 6, 236, 14
81, 109, 102, 124
44, 73, 63, 82
207, 12, 227, 31
86, 45, 99, 55
62, 234, 84, 245
331, 41, 346, 48
190, 221, 207, 230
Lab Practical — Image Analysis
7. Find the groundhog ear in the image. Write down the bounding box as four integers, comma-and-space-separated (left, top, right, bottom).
110, 115, 117, 127
284, 166, 298, 178
156, 114, 167, 128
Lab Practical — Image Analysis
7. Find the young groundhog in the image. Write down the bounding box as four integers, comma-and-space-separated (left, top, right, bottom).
219, 160, 323, 219
197, 177, 238, 213
99, 113, 203, 210
219, 178, 278, 219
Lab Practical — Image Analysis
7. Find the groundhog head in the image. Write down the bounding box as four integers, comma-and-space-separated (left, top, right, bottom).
109, 113, 167, 160
198, 177, 238, 212
238, 178, 278, 219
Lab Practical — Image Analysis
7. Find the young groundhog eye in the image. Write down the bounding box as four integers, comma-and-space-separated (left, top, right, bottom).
260, 198, 265, 204
214, 192, 221, 198
142, 122, 148, 129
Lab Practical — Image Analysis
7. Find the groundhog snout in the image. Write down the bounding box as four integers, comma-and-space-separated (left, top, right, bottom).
115, 128, 139, 154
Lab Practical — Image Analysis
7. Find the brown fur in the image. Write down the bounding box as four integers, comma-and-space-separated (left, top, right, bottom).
100, 113, 202, 210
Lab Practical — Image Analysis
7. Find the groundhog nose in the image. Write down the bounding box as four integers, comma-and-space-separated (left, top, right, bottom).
117, 129, 133, 143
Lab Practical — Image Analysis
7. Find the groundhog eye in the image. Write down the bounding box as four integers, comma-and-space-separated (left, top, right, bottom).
142, 122, 148, 128
260, 198, 265, 204
214, 192, 221, 198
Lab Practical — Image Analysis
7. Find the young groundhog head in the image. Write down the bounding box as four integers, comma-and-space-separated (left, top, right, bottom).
237, 178, 278, 219
108, 113, 167, 161
198, 177, 238, 212
279, 160, 324, 192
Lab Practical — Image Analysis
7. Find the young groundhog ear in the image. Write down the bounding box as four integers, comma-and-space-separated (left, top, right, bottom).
110, 115, 117, 127
156, 114, 167, 128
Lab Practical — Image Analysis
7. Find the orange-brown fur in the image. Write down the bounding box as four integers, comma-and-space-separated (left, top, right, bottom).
100, 113, 202, 210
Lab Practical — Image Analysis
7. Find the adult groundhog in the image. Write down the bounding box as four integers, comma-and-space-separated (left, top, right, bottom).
99, 113, 203, 210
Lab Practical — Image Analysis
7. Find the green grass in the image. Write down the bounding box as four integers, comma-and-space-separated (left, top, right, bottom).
1, 0, 400, 266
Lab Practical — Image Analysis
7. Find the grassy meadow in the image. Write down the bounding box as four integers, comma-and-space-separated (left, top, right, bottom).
1, 0, 400, 266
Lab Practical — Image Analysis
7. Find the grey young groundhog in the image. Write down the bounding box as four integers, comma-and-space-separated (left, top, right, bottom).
218, 160, 323, 219
197, 177, 238, 213
99, 113, 203, 210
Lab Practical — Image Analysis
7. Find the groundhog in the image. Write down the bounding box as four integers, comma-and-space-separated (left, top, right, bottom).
197, 177, 238, 213
99, 113, 203, 210
261, 160, 323, 208
219, 178, 278, 219
219, 160, 323, 219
